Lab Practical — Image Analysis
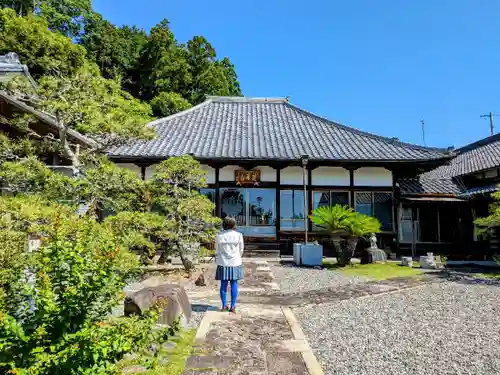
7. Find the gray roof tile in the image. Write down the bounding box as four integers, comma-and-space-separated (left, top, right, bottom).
424, 133, 500, 179
399, 133, 500, 196
0, 52, 36, 87
399, 177, 462, 196
109, 96, 451, 161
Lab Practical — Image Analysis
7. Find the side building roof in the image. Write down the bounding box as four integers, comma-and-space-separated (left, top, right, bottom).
400, 133, 500, 196
109, 96, 452, 162
0, 52, 36, 87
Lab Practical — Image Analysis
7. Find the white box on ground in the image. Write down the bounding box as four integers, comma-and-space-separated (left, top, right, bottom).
301, 244, 323, 266
293, 243, 303, 265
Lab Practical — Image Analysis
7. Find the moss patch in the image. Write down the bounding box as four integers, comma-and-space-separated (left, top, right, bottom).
119, 328, 196, 375
474, 272, 500, 280
325, 262, 424, 280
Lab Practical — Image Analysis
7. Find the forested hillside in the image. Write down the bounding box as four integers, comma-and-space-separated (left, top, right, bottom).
0, 0, 242, 117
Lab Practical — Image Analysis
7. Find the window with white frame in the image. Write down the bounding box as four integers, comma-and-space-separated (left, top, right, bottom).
312, 190, 350, 231
355, 192, 393, 231
280, 190, 306, 230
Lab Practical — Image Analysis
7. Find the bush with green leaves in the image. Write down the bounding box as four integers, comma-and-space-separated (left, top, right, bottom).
475, 188, 500, 239
311, 204, 381, 266
147, 155, 221, 270
0, 196, 176, 374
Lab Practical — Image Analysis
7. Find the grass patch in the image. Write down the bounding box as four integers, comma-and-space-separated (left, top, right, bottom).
474, 272, 500, 280
324, 262, 424, 280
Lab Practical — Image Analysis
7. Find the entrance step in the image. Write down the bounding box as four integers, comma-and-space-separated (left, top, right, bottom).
243, 249, 280, 259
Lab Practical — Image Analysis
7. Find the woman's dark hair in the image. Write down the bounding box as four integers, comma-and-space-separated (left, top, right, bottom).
222, 216, 237, 230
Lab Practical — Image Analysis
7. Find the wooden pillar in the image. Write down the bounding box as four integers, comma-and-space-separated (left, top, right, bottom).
215, 167, 221, 218
349, 169, 355, 209
307, 166, 313, 233
276, 168, 281, 241
392, 174, 400, 253
140, 165, 146, 181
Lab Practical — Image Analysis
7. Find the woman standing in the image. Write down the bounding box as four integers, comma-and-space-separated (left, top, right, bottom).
215, 217, 244, 313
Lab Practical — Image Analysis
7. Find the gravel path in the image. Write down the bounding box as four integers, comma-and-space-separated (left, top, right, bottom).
271, 264, 369, 293
295, 281, 500, 375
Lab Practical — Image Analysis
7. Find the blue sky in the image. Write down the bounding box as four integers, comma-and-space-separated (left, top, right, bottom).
94, 0, 500, 149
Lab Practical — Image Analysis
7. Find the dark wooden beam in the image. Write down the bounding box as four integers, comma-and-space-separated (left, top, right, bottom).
307, 166, 313, 232
349, 169, 355, 209
276, 168, 281, 241
393, 174, 400, 253
140, 165, 146, 181
215, 167, 221, 218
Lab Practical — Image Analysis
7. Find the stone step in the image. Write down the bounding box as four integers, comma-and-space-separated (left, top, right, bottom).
243, 249, 280, 258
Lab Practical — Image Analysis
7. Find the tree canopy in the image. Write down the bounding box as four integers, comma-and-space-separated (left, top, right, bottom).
0, 8, 87, 77
0, 0, 92, 38
0, 5, 242, 119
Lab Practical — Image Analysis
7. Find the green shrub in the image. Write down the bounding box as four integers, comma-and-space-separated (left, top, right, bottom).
0, 196, 176, 374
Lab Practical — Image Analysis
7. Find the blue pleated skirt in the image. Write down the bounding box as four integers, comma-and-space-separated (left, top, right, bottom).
215, 265, 244, 281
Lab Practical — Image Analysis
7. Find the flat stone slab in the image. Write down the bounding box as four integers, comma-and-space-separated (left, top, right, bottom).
266, 352, 309, 374
185, 355, 237, 369
263, 339, 310, 352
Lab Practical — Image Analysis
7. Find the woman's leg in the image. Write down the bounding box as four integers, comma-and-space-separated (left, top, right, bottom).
230, 280, 239, 309
220, 280, 229, 309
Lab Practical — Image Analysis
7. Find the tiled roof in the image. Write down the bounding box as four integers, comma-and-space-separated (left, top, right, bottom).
0, 52, 36, 87
109, 96, 451, 162
399, 133, 500, 196
398, 177, 462, 196
0, 91, 97, 148
424, 133, 500, 179
459, 183, 499, 198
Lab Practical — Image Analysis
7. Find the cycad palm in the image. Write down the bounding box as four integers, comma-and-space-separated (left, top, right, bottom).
310, 205, 355, 266
310, 205, 381, 266
343, 212, 381, 261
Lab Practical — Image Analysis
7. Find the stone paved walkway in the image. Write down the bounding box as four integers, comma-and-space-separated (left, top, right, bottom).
183, 263, 444, 375
183, 261, 323, 375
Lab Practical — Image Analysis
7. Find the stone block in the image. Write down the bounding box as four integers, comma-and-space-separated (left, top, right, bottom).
122, 365, 146, 374
124, 284, 191, 326
420, 254, 437, 269
401, 256, 413, 267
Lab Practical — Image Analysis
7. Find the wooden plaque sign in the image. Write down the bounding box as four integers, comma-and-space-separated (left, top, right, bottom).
235, 169, 261, 186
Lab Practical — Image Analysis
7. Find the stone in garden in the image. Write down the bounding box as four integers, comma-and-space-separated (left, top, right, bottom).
420, 253, 437, 269
148, 343, 159, 355
162, 341, 177, 350
368, 248, 387, 263
369, 233, 378, 249
195, 273, 206, 286
401, 256, 413, 267
124, 284, 191, 326
122, 365, 147, 374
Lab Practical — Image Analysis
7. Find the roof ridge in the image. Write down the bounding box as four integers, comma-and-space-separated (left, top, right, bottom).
455, 132, 500, 154
206, 96, 288, 104
146, 99, 214, 128
283, 101, 452, 155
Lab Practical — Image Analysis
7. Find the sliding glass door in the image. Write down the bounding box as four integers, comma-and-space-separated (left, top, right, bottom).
220, 188, 247, 226
220, 188, 275, 227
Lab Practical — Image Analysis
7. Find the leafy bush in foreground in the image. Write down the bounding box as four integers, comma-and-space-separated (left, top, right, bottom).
0, 196, 175, 374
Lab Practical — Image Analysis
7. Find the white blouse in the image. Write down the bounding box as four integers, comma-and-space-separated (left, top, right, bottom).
215, 229, 244, 267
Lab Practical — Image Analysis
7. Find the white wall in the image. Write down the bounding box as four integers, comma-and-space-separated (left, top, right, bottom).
281, 166, 307, 185
115, 163, 141, 178
219, 165, 276, 182
200, 164, 216, 184
311, 167, 350, 186
353, 167, 392, 186
145, 164, 157, 180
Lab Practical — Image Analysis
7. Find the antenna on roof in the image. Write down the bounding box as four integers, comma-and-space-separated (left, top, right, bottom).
480, 111, 499, 136
420, 120, 426, 146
